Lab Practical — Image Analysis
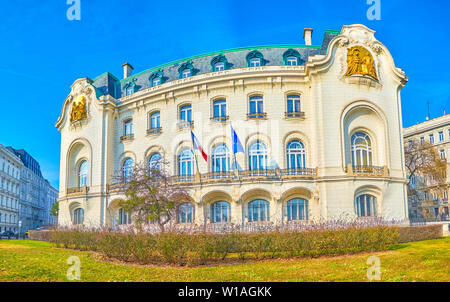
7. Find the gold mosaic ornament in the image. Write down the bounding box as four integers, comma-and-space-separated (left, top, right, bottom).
344, 46, 378, 80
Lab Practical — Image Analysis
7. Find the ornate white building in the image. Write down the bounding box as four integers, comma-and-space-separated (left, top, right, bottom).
0, 144, 22, 234
56, 24, 409, 227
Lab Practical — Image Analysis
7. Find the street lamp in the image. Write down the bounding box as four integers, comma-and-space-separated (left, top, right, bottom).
18, 220, 22, 239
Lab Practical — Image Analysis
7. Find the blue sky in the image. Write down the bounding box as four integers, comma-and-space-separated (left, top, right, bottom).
0, 0, 449, 188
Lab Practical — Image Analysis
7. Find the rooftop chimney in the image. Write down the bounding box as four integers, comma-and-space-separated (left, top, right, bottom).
122, 62, 134, 79
303, 28, 313, 46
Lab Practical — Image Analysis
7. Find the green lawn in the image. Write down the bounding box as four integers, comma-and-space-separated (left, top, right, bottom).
0, 238, 449, 282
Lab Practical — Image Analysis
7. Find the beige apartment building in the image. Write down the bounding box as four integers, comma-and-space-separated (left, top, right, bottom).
404, 114, 450, 221
56, 24, 410, 228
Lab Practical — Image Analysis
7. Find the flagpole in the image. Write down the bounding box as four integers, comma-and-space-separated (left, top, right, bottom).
190, 128, 202, 185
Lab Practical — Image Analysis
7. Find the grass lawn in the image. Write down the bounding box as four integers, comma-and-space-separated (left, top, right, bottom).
0, 238, 449, 282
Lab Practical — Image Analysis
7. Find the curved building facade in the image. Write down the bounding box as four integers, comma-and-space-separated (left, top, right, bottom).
56, 24, 409, 227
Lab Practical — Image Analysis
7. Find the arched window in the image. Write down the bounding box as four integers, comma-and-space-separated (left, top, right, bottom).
178, 203, 194, 223
351, 132, 373, 167
248, 200, 270, 222
73, 208, 84, 225
122, 158, 134, 182
178, 149, 194, 176
246, 50, 264, 67
283, 49, 301, 66
118, 208, 131, 225
149, 112, 161, 130
148, 153, 162, 171
286, 140, 305, 170
248, 141, 267, 171
180, 105, 192, 123
286, 94, 301, 116
248, 96, 264, 118
355, 194, 377, 217
286, 198, 308, 221
211, 144, 230, 173
78, 160, 88, 187
213, 99, 227, 120
211, 201, 231, 223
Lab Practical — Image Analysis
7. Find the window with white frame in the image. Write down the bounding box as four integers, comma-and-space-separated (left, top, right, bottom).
150, 112, 160, 129
78, 160, 88, 187
286, 56, 298, 66
355, 194, 376, 217
122, 158, 134, 182
248, 141, 267, 171
178, 149, 194, 177
439, 131, 444, 142
286, 140, 306, 170
351, 132, 373, 167
248, 199, 270, 222
181, 68, 191, 78
429, 134, 434, 144
211, 144, 230, 173
214, 62, 225, 71
210, 201, 231, 223
286, 198, 308, 221
249, 57, 261, 67
177, 203, 194, 223
124, 119, 133, 136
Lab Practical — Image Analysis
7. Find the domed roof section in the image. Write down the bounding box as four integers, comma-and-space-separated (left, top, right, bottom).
91, 29, 340, 99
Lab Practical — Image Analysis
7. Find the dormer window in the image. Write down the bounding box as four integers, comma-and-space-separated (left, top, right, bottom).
249, 58, 261, 67
246, 50, 264, 67
214, 62, 225, 71
124, 80, 136, 96
283, 49, 301, 66
149, 70, 164, 87
126, 86, 134, 96
182, 69, 191, 78
152, 77, 161, 86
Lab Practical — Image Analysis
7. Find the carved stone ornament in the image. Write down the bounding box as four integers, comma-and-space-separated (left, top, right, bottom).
344, 46, 378, 80
70, 95, 88, 122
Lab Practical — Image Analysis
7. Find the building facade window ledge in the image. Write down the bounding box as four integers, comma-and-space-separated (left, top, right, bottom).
177, 121, 194, 130
346, 164, 388, 177
247, 113, 268, 120
66, 186, 89, 196
120, 134, 135, 142
342, 74, 382, 89
146, 128, 162, 136
284, 112, 305, 119
210, 116, 229, 123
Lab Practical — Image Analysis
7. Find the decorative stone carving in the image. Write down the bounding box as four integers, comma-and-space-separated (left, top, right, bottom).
344, 46, 378, 80
70, 95, 88, 122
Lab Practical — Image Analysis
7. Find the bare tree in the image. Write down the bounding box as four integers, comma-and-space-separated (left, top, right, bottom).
113, 160, 191, 232
404, 139, 447, 220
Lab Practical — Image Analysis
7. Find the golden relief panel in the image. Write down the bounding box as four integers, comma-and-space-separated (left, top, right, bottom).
70, 95, 87, 122
344, 46, 378, 80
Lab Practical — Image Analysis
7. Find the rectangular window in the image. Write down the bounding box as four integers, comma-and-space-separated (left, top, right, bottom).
249, 97, 263, 114
429, 134, 434, 144
213, 100, 226, 118
440, 149, 446, 159
124, 120, 133, 136
214, 62, 225, 71
249, 58, 261, 67
126, 87, 134, 96
287, 95, 301, 114
151, 113, 160, 129
182, 69, 191, 78
439, 131, 444, 142
286, 56, 298, 66
420, 137, 425, 144
180, 105, 192, 123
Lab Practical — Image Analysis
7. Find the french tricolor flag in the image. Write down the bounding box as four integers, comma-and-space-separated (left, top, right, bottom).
191, 131, 208, 162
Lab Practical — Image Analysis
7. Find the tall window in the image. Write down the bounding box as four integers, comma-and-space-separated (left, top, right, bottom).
214, 62, 225, 71
178, 203, 194, 223
181, 68, 191, 78
286, 140, 305, 169
429, 134, 434, 144
124, 119, 133, 136
439, 131, 444, 142
211, 201, 231, 223
180, 105, 192, 124
148, 153, 162, 171
248, 200, 270, 222
78, 160, 88, 187
178, 149, 194, 176
355, 194, 377, 217
286, 56, 298, 66
249, 141, 267, 171
213, 99, 227, 120
286, 198, 308, 221
249, 96, 264, 118
122, 158, 134, 182
73, 208, 84, 225
118, 208, 131, 225
286, 94, 301, 116
351, 132, 372, 167
211, 144, 230, 173
440, 149, 446, 160
150, 112, 160, 129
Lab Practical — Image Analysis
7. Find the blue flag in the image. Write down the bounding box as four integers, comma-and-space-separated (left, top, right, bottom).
231, 124, 244, 154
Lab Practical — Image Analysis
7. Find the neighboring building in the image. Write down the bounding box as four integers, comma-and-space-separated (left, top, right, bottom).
0, 144, 23, 234
403, 114, 450, 221
6, 148, 59, 232
56, 24, 409, 228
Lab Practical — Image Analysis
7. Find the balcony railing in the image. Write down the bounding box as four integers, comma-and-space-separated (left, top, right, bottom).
285, 112, 305, 118
66, 186, 89, 196
210, 116, 229, 122
280, 168, 317, 179
247, 112, 267, 120
147, 127, 162, 135
201, 171, 234, 183
120, 134, 134, 141
239, 169, 277, 179
178, 121, 194, 129
349, 165, 387, 176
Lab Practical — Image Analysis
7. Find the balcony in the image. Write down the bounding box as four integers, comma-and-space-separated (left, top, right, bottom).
285, 111, 305, 118
201, 172, 234, 183
146, 127, 162, 135
239, 169, 277, 180
247, 113, 267, 120
178, 121, 194, 129
348, 165, 388, 177
280, 168, 317, 179
210, 116, 229, 123
66, 186, 89, 197
120, 134, 134, 142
